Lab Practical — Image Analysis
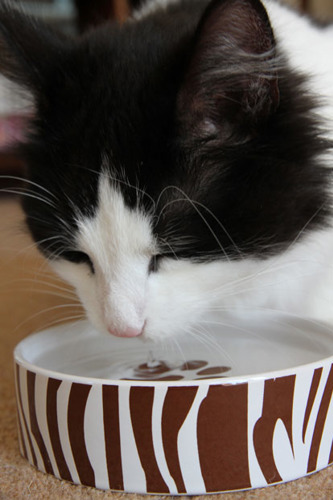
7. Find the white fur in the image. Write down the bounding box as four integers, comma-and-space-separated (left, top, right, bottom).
265, 0, 333, 143
54, 0, 333, 339
53, 173, 155, 336
54, 183, 333, 340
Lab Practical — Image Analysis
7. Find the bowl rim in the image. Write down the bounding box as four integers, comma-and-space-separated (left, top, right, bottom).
14, 327, 333, 388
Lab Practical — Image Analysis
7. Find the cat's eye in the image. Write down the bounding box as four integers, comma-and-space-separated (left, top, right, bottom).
61, 250, 94, 273
148, 255, 161, 274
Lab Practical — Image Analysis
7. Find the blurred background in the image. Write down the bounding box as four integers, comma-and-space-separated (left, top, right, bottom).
0, 0, 332, 184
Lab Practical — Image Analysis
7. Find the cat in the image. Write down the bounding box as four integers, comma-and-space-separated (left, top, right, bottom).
0, 0, 332, 340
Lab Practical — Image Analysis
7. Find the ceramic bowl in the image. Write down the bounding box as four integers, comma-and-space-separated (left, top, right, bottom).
14, 313, 333, 495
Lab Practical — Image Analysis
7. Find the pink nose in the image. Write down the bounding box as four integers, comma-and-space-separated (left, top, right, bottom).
108, 325, 143, 338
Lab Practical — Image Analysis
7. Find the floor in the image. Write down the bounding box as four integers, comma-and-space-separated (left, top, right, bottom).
0, 197, 332, 499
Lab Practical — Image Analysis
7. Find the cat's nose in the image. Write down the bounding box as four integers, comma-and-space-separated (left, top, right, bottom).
108, 325, 143, 338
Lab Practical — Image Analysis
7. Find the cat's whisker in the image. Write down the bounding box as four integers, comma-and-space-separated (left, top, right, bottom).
283, 203, 328, 255
0, 275, 77, 294
239, 206, 331, 285
0, 175, 58, 200
29, 314, 87, 333
15, 267, 72, 283
28, 290, 78, 301
64, 192, 80, 216
43, 245, 70, 263
106, 166, 156, 210
26, 248, 65, 282
21, 247, 70, 292
156, 185, 244, 259
158, 336, 175, 359
15, 303, 84, 332
189, 198, 243, 259
33, 249, 69, 281
157, 196, 231, 262
207, 273, 316, 305
2, 234, 65, 257
53, 215, 75, 234
199, 317, 279, 348
1, 184, 54, 201
203, 254, 330, 300
0, 287, 78, 302
158, 237, 180, 260
187, 324, 235, 365
206, 304, 333, 336
0, 239, 70, 278
0, 188, 56, 208
72, 162, 157, 210
168, 335, 188, 366
157, 230, 200, 254
202, 308, 333, 355
15, 213, 75, 246
261, 313, 333, 347
22, 277, 76, 297
28, 287, 77, 300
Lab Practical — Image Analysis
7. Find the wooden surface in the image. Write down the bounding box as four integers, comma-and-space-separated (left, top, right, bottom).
1, 197, 333, 498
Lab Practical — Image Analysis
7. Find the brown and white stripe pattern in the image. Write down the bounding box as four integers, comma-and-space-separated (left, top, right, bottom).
14, 362, 333, 494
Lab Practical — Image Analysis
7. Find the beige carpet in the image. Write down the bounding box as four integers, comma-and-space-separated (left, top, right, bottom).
0, 197, 332, 500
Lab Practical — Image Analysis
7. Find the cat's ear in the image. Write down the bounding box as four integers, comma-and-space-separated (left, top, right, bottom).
0, 2, 69, 101
177, 0, 280, 144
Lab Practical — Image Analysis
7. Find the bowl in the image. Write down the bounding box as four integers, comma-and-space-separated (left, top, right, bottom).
13, 313, 333, 495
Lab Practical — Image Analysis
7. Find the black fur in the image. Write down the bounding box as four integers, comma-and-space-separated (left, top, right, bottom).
0, 0, 331, 264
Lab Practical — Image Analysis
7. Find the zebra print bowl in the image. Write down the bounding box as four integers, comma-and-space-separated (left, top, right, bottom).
14, 314, 333, 495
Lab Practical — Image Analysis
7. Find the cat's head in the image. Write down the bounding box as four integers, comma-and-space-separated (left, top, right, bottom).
0, 0, 329, 339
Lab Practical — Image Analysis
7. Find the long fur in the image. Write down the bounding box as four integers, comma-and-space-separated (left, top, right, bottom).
0, 0, 332, 339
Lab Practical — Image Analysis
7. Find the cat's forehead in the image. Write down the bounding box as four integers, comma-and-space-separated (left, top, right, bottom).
75, 172, 155, 268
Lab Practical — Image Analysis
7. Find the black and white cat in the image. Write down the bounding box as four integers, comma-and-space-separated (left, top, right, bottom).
0, 0, 332, 340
